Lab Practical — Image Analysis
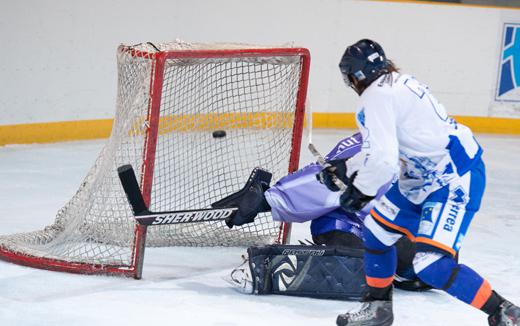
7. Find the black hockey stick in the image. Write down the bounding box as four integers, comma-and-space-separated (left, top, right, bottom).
305, 100, 347, 192
117, 164, 238, 226
308, 143, 348, 192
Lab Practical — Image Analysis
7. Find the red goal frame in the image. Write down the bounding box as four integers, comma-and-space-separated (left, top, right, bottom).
0, 46, 311, 279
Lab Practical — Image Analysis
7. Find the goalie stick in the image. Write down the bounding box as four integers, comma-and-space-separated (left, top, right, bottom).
305, 104, 347, 193
308, 143, 348, 192
117, 164, 238, 226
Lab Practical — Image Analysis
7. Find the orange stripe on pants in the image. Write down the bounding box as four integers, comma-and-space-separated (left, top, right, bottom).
370, 209, 416, 240
415, 237, 457, 257
471, 280, 492, 309
366, 275, 394, 288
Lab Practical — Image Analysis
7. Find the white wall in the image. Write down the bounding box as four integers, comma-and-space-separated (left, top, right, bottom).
0, 0, 518, 125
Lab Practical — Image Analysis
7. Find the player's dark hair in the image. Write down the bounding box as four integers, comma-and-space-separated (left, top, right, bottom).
386, 60, 400, 73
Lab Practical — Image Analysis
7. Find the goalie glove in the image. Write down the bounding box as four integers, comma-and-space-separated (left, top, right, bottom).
211, 168, 272, 228
316, 159, 349, 192
339, 172, 374, 214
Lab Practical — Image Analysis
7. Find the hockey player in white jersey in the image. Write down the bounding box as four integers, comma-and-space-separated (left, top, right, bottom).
318, 39, 520, 326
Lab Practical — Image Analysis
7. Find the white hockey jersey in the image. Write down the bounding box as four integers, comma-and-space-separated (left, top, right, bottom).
347, 72, 482, 204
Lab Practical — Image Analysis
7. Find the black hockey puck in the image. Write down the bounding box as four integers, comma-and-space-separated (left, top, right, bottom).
212, 130, 226, 138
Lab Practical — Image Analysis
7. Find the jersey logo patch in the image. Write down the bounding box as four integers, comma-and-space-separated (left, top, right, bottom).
419, 202, 442, 236
450, 187, 467, 205
375, 197, 400, 221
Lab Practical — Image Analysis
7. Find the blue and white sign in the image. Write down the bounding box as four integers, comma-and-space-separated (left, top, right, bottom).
496, 23, 520, 102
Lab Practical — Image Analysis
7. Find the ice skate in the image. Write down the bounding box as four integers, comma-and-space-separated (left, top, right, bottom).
488, 300, 520, 326
336, 300, 393, 326
224, 255, 254, 294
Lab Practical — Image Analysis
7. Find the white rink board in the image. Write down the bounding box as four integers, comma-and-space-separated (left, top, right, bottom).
0, 130, 519, 326
1, 0, 520, 126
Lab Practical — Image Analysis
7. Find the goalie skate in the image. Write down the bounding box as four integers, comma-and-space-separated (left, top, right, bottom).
336, 300, 393, 326
224, 255, 254, 294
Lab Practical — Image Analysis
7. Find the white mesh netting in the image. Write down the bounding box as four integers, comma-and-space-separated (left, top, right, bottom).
0, 41, 308, 273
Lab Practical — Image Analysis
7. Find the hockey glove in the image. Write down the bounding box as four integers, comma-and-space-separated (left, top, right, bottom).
316, 159, 349, 192
211, 168, 272, 229
339, 172, 374, 214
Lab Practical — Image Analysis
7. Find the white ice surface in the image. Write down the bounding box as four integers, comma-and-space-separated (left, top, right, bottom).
0, 130, 519, 326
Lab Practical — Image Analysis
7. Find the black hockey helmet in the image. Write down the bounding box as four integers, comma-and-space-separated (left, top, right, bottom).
339, 39, 390, 95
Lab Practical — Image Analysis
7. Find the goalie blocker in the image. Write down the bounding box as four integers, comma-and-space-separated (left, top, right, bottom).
229, 244, 367, 301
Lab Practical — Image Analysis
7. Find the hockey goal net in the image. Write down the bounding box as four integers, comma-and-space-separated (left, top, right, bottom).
0, 41, 310, 278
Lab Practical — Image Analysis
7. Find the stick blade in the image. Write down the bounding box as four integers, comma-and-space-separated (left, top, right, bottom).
134, 207, 239, 226
117, 164, 149, 215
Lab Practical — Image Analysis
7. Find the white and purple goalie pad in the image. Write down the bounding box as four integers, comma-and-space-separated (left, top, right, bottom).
264, 133, 390, 238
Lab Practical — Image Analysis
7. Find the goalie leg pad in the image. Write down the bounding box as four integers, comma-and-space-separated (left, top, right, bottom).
247, 244, 367, 300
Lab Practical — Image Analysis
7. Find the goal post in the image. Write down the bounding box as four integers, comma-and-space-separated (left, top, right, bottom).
0, 41, 311, 279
